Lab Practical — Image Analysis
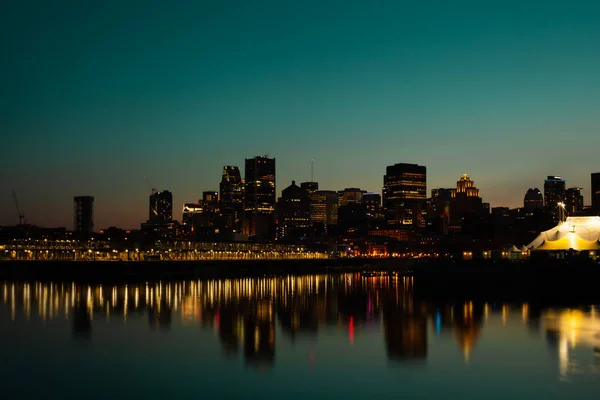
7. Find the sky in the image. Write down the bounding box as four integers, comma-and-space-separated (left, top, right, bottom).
2, 0, 600, 229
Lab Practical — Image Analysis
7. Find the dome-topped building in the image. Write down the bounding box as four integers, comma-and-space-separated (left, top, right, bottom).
524, 188, 543, 212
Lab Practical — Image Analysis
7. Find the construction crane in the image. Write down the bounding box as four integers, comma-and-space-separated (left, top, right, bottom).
144, 177, 157, 194
144, 177, 159, 217
12, 190, 26, 225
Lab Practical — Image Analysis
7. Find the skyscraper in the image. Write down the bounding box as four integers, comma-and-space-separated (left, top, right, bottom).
73, 196, 94, 234
220, 166, 243, 232
565, 187, 583, 216
383, 163, 427, 225
544, 176, 566, 222
202, 191, 220, 213
523, 188, 544, 212
451, 174, 483, 223
244, 156, 276, 239
592, 173, 600, 215
337, 188, 366, 207
149, 190, 173, 223
276, 181, 310, 241
311, 190, 338, 227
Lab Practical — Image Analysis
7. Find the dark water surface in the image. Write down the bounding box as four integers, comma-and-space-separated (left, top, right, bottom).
2, 274, 600, 399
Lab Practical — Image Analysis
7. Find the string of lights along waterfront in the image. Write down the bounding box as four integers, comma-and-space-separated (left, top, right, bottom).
2, 156, 600, 260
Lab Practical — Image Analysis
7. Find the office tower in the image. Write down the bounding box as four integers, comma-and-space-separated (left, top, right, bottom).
202, 191, 220, 213
565, 187, 583, 216
73, 196, 94, 234
383, 163, 427, 226
244, 156, 276, 239
182, 203, 203, 227
337, 188, 366, 207
276, 181, 310, 241
149, 190, 173, 223
429, 188, 455, 234
362, 193, 381, 215
451, 174, 483, 224
523, 188, 544, 212
544, 176, 566, 222
220, 166, 243, 231
311, 190, 339, 226
592, 173, 600, 215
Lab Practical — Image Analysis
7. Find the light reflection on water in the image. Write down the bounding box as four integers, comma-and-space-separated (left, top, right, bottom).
2, 274, 600, 399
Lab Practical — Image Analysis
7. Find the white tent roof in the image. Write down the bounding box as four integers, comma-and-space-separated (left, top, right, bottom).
528, 216, 600, 251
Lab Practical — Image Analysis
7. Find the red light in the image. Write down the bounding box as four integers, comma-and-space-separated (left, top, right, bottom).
349, 316, 354, 346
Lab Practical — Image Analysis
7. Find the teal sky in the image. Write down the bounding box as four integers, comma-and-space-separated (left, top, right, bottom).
2, 0, 600, 229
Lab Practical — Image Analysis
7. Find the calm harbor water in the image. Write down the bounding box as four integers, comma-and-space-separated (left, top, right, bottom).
2, 274, 600, 399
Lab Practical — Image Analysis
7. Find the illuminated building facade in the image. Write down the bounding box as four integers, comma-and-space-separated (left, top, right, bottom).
544, 176, 566, 223
244, 156, 276, 239
311, 190, 338, 226
337, 188, 366, 207
182, 203, 203, 226
382, 163, 427, 226
524, 188, 544, 213
149, 190, 173, 223
450, 174, 483, 223
73, 196, 94, 234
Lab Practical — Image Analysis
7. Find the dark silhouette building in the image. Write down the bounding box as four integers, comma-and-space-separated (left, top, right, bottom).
244, 156, 276, 239
220, 166, 244, 232
429, 188, 455, 234
383, 163, 427, 226
592, 173, 600, 215
363, 192, 381, 215
276, 181, 310, 241
300, 181, 318, 193
565, 187, 583, 216
338, 202, 368, 235
149, 190, 173, 223
524, 188, 544, 213
544, 176, 566, 223
73, 196, 94, 234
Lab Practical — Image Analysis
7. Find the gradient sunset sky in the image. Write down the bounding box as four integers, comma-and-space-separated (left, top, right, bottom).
2, 0, 600, 229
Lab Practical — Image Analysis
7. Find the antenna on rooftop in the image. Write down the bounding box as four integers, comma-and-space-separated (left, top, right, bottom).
311, 158, 314, 182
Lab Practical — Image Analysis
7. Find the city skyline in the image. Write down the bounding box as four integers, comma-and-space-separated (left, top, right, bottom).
3, 1, 600, 229
3, 160, 598, 230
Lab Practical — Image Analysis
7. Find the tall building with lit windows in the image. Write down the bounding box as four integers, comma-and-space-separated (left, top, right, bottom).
382, 163, 426, 226
544, 176, 566, 223
244, 156, 276, 239
220, 166, 243, 232
565, 187, 583, 216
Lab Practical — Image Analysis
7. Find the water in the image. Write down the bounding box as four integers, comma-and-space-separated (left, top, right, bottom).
1, 274, 600, 399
